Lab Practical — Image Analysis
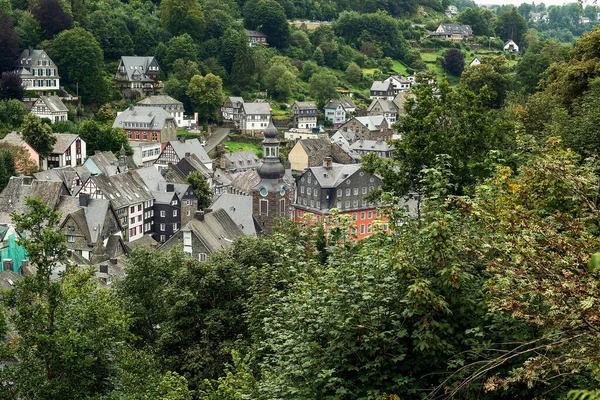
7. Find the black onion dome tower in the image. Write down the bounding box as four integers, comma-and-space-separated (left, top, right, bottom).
252, 120, 289, 234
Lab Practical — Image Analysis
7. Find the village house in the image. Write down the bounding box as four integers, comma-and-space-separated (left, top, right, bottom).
294, 161, 387, 241
210, 193, 260, 236
221, 150, 262, 173
504, 40, 519, 52
13, 49, 60, 94
240, 101, 272, 134
366, 98, 399, 123
446, 5, 458, 17
350, 139, 395, 159
34, 165, 91, 196
384, 75, 412, 94
154, 138, 212, 172
78, 173, 154, 242
284, 127, 328, 142
288, 137, 356, 173
30, 96, 68, 123
84, 149, 136, 177
134, 166, 197, 242
0, 176, 67, 225
290, 101, 318, 129
339, 116, 393, 141
221, 96, 245, 122
114, 56, 162, 98
113, 106, 177, 144
430, 24, 474, 41
57, 194, 127, 263
45, 134, 86, 170
330, 127, 357, 152
324, 97, 356, 124
245, 29, 268, 47
129, 142, 162, 168
159, 208, 244, 261
369, 80, 396, 100
136, 95, 185, 127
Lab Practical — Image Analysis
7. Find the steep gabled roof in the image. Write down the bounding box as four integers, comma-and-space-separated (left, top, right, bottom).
118, 56, 160, 81
0, 177, 65, 223
187, 209, 244, 252
167, 139, 211, 166
88, 173, 152, 209
137, 95, 182, 107
38, 96, 68, 113
370, 80, 393, 92
210, 193, 257, 236
438, 24, 473, 35
367, 98, 399, 114
310, 163, 363, 188
242, 101, 271, 115
112, 106, 173, 131
52, 134, 80, 154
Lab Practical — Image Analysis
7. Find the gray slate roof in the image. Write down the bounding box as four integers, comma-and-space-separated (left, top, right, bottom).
310, 163, 363, 188
370, 80, 393, 92
112, 106, 173, 131
242, 101, 271, 115
367, 98, 399, 114
118, 56, 159, 81
350, 140, 395, 152
222, 151, 261, 169
324, 97, 356, 110
87, 173, 152, 210
52, 134, 79, 154
0, 132, 28, 149
438, 24, 473, 35
39, 96, 68, 113
293, 101, 317, 110
353, 116, 388, 131
56, 196, 113, 244
137, 95, 183, 107
0, 177, 65, 223
210, 193, 257, 235
168, 139, 211, 166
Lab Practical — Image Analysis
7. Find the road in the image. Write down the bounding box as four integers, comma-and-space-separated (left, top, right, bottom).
205, 127, 230, 153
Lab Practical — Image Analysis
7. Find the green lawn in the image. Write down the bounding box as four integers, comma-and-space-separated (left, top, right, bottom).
223, 141, 262, 156
391, 60, 409, 75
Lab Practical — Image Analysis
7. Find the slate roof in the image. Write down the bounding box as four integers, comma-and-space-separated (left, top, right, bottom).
210, 193, 257, 236
14, 49, 57, 77
168, 139, 212, 166
350, 140, 395, 152
118, 56, 159, 81
393, 92, 417, 112
438, 24, 473, 35
137, 95, 183, 107
85, 151, 129, 176
370, 81, 393, 92
87, 173, 152, 210
310, 163, 363, 188
0, 132, 31, 150
367, 98, 399, 114
52, 134, 79, 154
38, 96, 68, 113
112, 106, 173, 131
242, 101, 271, 115
0, 270, 23, 289
184, 208, 244, 252
324, 97, 356, 111
332, 128, 356, 143
293, 101, 317, 110
134, 166, 192, 203
245, 29, 267, 38
353, 116, 388, 131
0, 177, 65, 223
56, 196, 114, 244
34, 165, 90, 195
230, 169, 261, 195
222, 151, 261, 170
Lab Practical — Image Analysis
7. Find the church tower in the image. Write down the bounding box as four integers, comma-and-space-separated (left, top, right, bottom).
252, 120, 289, 234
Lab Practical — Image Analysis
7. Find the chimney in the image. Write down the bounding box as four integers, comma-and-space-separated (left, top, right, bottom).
323, 156, 332, 169
343, 127, 347, 132
99, 265, 108, 274
3, 259, 13, 272
79, 193, 89, 207
95, 150, 101, 155
195, 211, 204, 221
166, 183, 174, 192
185, 152, 191, 157
110, 258, 117, 264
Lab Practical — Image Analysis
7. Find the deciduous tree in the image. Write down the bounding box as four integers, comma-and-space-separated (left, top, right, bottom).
31, 0, 73, 39
185, 171, 212, 210
442, 48, 465, 76
160, 0, 204, 40
309, 69, 339, 108
20, 113, 56, 159
0, 12, 20, 74
0, 71, 24, 100
187, 73, 225, 122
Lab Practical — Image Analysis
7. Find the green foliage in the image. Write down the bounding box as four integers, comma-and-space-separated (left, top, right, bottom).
365, 79, 515, 196
460, 56, 510, 108
185, 171, 212, 210
164, 34, 199, 70
50, 27, 108, 105
569, 391, 600, 400
345, 61, 363, 84
0, 99, 26, 130
0, 148, 15, 190
264, 63, 297, 99
493, 6, 528, 45
20, 114, 56, 159
160, 0, 204, 40
441, 48, 465, 76
77, 120, 131, 156
245, 0, 289, 48
187, 73, 225, 122
309, 69, 339, 108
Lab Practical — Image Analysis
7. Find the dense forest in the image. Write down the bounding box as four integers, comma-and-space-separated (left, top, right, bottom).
2, 0, 600, 397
